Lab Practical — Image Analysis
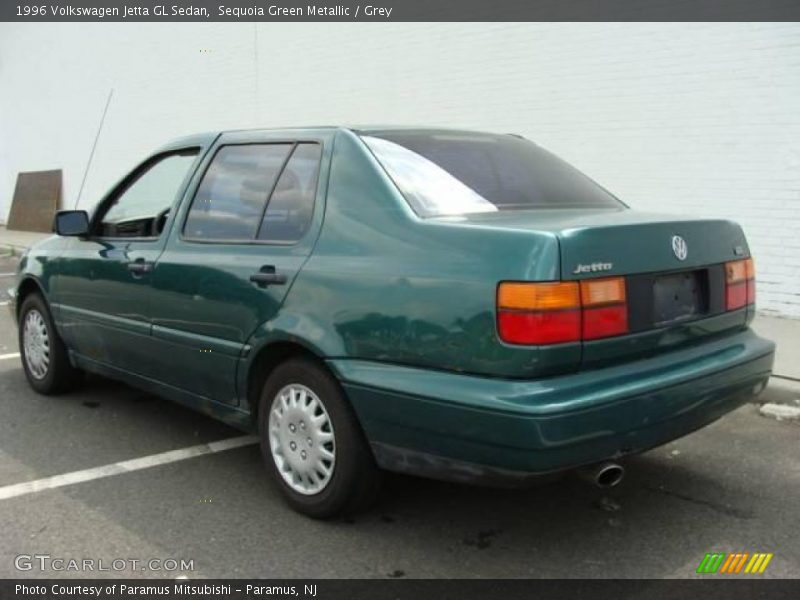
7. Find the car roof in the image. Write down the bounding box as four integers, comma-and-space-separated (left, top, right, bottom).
159, 126, 513, 151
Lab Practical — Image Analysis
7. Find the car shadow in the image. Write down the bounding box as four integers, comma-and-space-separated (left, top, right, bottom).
1, 373, 774, 578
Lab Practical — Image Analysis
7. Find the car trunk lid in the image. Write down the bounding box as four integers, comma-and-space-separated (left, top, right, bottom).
550, 209, 748, 280
440, 208, 752, 369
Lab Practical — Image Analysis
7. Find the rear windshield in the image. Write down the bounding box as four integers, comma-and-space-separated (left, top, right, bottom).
360, 131, 623, 217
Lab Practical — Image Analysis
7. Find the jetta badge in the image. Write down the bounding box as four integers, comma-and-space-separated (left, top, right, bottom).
573, 262, 613, 274
672, 235, 688, 261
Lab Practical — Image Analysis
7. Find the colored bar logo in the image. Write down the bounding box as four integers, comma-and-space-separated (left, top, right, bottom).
696, 552, 773, 574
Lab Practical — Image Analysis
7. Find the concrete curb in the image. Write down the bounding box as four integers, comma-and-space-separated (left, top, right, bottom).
0, 240, 33, 255
759, 377, 800, 408
759, 402, 800, 422
0, 226, 50, 254
2, 241, 29, 247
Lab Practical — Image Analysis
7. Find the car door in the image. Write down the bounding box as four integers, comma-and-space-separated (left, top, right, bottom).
56, 147, 204, 376
145, 129, 331, 404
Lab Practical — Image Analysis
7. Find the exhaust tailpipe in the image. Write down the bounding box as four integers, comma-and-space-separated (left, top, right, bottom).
576, 461, 625, 488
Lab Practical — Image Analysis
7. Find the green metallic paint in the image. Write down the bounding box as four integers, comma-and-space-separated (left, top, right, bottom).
269, 129, 577, 379
13, 235, 69, 320
72, 353, 252, 431
581, 309, 749, 370
11, 125, 776, 481
451, 208, 749, 279
145, 129, 336, 404
330, 328, 773, 473
52, 139, 213, 378
56, 237, 165, 371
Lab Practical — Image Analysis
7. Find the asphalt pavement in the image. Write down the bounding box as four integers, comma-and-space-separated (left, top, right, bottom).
0, 254, 798, 579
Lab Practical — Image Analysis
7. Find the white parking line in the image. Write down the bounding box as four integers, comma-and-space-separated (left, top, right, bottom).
0, 435, 259, 501
0, 352, 20, 360
0, 301, 9, 306
0, 273, 17, 277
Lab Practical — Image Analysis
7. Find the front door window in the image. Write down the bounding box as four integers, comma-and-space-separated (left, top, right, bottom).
96, 149, 199, 238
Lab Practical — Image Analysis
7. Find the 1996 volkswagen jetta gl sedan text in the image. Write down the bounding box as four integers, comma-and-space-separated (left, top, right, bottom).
9, 127, 775, 517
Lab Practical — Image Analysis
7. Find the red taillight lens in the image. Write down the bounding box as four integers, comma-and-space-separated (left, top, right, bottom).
726, 282, 747, 310
497, 277, 628, 345
582, 304, 628, 340
726, 258, 755, 310
497, 310, 581, 345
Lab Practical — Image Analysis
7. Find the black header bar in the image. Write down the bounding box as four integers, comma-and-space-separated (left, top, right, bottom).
4, 0, 800, 22
2, 579, 799, 600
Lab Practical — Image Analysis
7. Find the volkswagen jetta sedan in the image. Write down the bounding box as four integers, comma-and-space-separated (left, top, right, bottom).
9, 127, 775, 517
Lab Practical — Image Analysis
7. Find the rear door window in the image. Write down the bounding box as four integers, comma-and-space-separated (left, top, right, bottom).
183, 144, 292, 241
183, 142, 322, 243
257, 143, 322, 242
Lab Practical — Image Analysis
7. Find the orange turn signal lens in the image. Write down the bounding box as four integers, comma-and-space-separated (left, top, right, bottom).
745, 257, 755, 280
580, 277, 626, 307
498, 282, 580, 311
726, 259, 748, 284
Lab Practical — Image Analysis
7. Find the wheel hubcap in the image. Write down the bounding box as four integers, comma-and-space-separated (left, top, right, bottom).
23, 309, 50, 380
268, 384, 335, 495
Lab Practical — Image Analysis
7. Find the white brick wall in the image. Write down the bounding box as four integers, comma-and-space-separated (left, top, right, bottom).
1, 23, 798, 316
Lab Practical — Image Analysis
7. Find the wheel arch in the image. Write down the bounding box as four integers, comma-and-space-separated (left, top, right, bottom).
244, 340, 333, 426
15, 276, 48, 318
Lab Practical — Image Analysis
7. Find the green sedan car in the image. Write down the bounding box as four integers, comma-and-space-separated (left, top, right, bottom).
9, 127, 775, 517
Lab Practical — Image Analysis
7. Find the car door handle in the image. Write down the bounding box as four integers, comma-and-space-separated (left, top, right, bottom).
127, 260, 153, 275
250, 267, 287, 287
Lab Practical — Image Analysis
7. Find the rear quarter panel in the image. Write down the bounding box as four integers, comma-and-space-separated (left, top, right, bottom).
260, 129, 572, 378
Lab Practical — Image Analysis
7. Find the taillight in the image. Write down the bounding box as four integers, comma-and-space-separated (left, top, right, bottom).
725, 258, 755, 310
580, 277, 628, 340
497, 282, 580, 344
746, 258, 756, 305
497, 277, 628, 345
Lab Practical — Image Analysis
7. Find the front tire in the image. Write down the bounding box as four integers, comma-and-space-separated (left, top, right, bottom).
18, 293, 83, 394
258, 357, 381, 518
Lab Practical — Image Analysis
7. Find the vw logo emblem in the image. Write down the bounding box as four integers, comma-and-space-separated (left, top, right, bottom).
672, 235, 688, 261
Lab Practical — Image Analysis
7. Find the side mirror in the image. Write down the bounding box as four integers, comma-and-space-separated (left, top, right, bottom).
54, 210, 90, 237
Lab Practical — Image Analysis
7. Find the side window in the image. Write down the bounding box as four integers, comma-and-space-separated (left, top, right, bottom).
257, 143, 322, 242
183, 144, 292, 241
97, 149, 199, 238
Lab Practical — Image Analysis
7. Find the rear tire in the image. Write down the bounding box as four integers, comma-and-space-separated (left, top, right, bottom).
18, 293, 83, 395
258, 357, 381, 518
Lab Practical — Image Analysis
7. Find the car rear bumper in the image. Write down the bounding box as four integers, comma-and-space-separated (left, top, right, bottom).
328, 328, 775, 484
